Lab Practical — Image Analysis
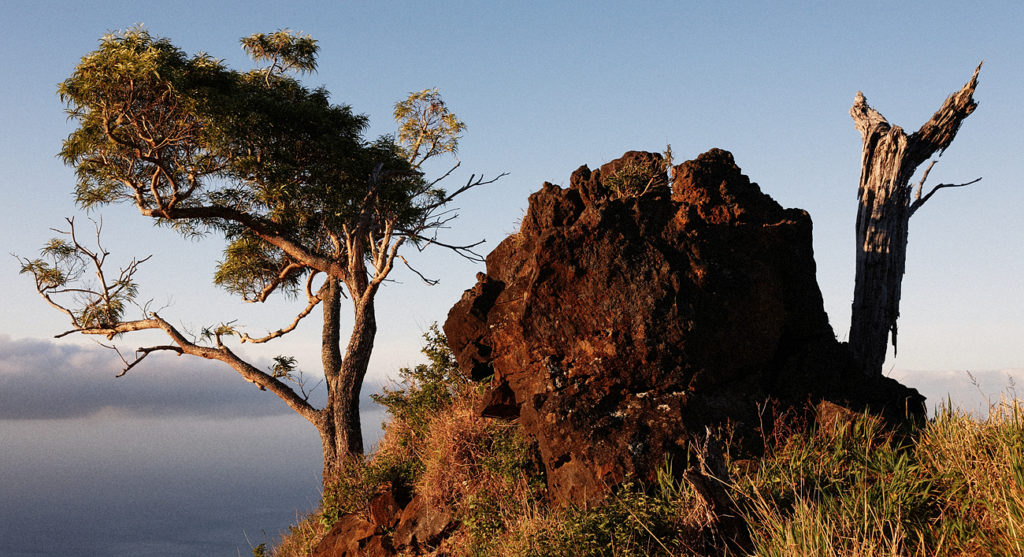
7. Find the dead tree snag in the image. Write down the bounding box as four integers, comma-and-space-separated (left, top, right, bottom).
849, 63, 982, 377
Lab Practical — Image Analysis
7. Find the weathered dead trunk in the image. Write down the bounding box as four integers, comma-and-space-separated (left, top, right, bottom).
849, 64, 981, 377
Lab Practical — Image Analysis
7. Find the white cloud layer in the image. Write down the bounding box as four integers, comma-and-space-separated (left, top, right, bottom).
891, 367, 1024, 416
0, 335, 330, 420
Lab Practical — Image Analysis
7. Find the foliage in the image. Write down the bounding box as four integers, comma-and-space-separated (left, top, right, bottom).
395, 88, 467, 169
48, 26, 486, 316
414, 389, 542, 550
514, 478, 699, 556
318, 456, 379, 530
22, 26, 499, 477
55, 27, 419, 298
241, 29, 318, 81
371, 324, 470, 438
601, 146, 673, 199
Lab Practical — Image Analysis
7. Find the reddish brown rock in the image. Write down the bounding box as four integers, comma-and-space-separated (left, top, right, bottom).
393, 495, 455, 551
368, 487, 400, 529
311, 487, 454, 556
445, 148, 924, 506
311, 514, 377, 557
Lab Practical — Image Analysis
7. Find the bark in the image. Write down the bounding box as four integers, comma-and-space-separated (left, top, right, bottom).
320, 278, 344, 484
849, 64, 981, 377
334, 300, 376, 456
317, 249, 379, 482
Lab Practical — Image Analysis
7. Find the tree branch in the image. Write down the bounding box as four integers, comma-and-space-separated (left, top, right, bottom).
51, 308, 321, 421
140, 204, 342, 277
850, 90, 891, 139
91, 313, 320, 421
240, 273, 327, 343
102, 342, 182, 377
424, 160, 461, 189
424, 172, 508, 212
914, 160, 938, 202
909, 177, 982, 216
403, 234, 487, 262
908, 62, 982, 163
250, 262, 306, 303
399, 255, 439, 286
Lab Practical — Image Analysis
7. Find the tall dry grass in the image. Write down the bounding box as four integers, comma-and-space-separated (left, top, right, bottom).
736, 397, 1024, 557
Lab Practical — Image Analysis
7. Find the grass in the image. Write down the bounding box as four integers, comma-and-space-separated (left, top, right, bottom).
263, 331, 1024, 555
735, 397, 1024, 557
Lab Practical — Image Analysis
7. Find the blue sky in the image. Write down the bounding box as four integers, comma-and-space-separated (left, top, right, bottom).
2, 1, 1022, 555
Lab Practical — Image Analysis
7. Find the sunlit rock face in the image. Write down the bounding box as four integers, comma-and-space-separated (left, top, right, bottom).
446, 149, 924, 506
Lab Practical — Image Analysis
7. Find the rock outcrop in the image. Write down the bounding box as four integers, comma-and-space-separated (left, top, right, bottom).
445, 149, 924, 506
311, 486, 454, 557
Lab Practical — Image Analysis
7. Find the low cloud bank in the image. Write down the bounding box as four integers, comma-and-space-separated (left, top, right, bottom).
892, 367, 1024, 416
10, 334, 1015, 423
0, 335, 333, 420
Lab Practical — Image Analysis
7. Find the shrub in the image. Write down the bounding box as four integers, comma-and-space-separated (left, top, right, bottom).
372, 324, 470, 439
414, 384, 545, 551
601, 146, 673, 199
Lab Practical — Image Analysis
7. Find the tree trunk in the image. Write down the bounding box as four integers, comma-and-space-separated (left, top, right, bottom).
315, 270, 380, 486
849, 64, 981, 377
319, 278, 345, 484
334, 299, 376, 456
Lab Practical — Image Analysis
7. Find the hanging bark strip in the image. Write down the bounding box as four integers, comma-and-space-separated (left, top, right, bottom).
849, 63, 982, 377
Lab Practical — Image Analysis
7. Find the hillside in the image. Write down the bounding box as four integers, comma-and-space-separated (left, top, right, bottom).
265, 333, 1024, 556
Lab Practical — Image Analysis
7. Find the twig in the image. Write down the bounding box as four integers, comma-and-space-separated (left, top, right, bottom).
914, 160, 938, 202
909, 177, 982, 216
398, 255, 439, 286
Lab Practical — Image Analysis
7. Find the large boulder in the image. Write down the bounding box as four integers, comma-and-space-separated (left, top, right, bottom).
445, 149, 923, 506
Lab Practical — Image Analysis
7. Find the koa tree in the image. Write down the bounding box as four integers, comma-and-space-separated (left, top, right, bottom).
849, 64, 982, 377
18, 29, 502, 485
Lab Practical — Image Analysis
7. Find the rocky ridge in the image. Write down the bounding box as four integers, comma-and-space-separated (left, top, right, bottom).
312, 148, 925, 556
444, 148, 924, 507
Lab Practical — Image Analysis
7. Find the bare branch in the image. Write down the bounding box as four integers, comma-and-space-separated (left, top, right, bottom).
914, 160, 938, 202
909, 61, 983, 163
424, 160, 461, 189
403, 233, 487, 262
399, 255, 440, 286
240, 275, 327, 344
909, 177, 982, 216
423, 172, 509, 212
250, 262, 306, 303
284, 369, 324, 402
102, 342, 182, 377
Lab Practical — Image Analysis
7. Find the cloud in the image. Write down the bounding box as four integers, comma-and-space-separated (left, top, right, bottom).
0, 335, 330, 420
891, 367, 1024, 416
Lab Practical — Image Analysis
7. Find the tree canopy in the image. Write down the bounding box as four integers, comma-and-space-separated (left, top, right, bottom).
22, 28, 501, 482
